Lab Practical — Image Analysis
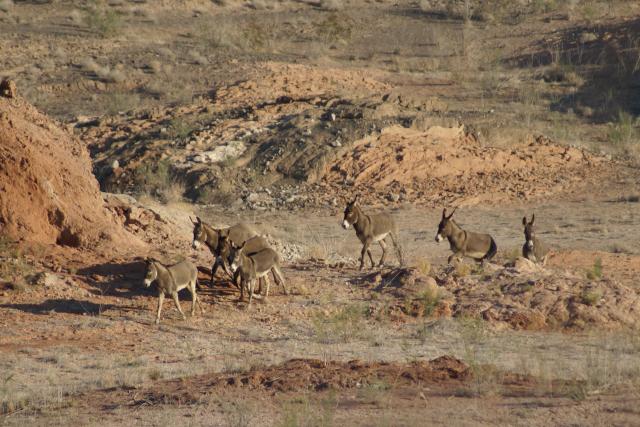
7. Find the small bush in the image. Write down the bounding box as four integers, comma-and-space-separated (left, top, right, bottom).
83, 5, 121, 37
581, 289, 602, 306
418, 286, 441, 317
415, 258, 431, 275
0, 236, 34, 291
314, 12, 352, 44
312, 304, 368, 343
453, 262, 471, 277
104, 92, 140, 115
166, 117, 195, 140
608, 111, 639, 146
132, 158, 182, 203
586, 257, 603, 280
194, 180, 236, 205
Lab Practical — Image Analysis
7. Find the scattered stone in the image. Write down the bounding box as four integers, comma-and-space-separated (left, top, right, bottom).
0, 79, 17, 98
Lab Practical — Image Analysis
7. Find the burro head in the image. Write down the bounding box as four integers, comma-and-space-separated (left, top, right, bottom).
143, 258, 158, 288
191, 216, 204, 249
522, 214, 536, 250
229, 240, 246, 273
342, 195, 360, 230
435, 207, 457, 243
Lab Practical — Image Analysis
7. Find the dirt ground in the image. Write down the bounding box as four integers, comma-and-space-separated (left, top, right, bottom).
2, 1, 640, 426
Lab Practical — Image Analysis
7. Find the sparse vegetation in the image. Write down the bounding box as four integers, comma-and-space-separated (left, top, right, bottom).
166, 117, 195, 140
83, 3, 122, 38
581, 289, 602, 306
586, 257, 603, 280
4, 1, 640, 424
131, 158, 185, 203
312, 304, 368, 343
608, 110, 639, 146
414, 258, 431, 275
279, 393, 337, 427
417, 286, 441, 317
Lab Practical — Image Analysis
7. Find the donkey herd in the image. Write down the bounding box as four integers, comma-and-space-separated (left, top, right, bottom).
143, 196, 548, 324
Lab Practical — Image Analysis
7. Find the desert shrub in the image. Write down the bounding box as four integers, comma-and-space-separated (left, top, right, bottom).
83, 3, 121, 37
278, 393, 336, 427
581, 289, 602, 306
418, 286, 441, 316
132, 158, 184, 203
0, 236, 35, 292
608, 111, 639, 146
314, 12, 352, 44
453, 262, 471, 277
312, 304, 368, 343
194, 179, 236, 205
415, 258, 431, 275
586, 257, 603, 280
166, 117, 195, 140
104, 91, 140, 115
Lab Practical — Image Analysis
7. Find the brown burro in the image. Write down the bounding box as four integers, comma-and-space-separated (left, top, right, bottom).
522, 214, 549, 264
228, 241, 287, 309
190, 217, 257, 284
342, 195, 404, 270
435, 207, 497, 265
217, 234, 273, 293
143, 258, 204, 324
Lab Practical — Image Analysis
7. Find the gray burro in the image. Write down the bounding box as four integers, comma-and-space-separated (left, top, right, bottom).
228, 240, 287, 309
435, 207, 497, 265
342, 195, 404, 270
522, 213, 549, 264
190, 217, 257, 284
217, 234, 272, 291
143, 258, 204, 324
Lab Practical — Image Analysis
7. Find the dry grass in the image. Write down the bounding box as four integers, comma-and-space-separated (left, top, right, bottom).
83, 3, 122, 38
312, 304, 369, 344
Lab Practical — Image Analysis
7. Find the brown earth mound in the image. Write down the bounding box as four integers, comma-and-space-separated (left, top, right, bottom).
361, 260, 640, 331
215, 62, 391, 108
103, 356, 470, 407
322, 125, 609, 206
0, 89, 133, 249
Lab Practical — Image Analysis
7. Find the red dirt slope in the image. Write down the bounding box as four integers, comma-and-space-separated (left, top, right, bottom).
0, 85, 133, 250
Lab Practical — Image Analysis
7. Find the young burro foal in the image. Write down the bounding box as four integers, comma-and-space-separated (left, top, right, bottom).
228, 241, 287, 308
217, 234, 271, 290
190, 217, 257, 283
435, 208, 497, 265
522, 214, 549, 264
342, 196, 404, 270
143, 258, 204, 324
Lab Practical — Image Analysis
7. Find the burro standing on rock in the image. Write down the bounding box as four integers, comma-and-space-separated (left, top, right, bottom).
143, 258, 204, 324
435, 207, 497, 265
342, 195, 404, 270
522, 214, 548, 264
190, 217, 257, 284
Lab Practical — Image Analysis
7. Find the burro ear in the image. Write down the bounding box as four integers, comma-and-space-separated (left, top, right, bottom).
353, 194, 359, 204
447, 206, 457, 219
442, 208, 447, 219
196, 216, 202, 224
522, 216, 528, 226
190, 216, 197, 224
530, 213, 535, 225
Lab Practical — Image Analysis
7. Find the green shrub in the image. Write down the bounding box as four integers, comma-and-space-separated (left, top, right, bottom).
586, 258, 603, 280
84, 5, 121, 37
